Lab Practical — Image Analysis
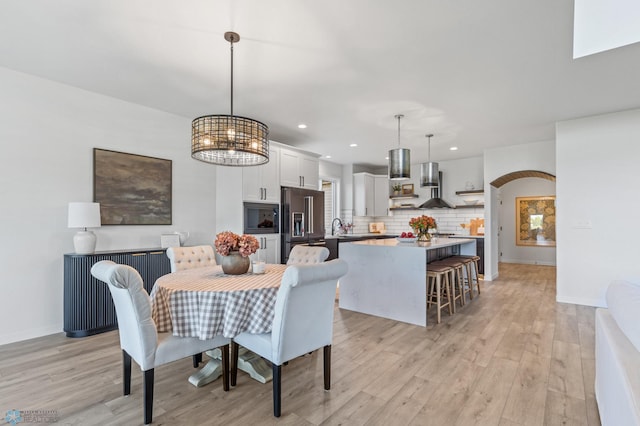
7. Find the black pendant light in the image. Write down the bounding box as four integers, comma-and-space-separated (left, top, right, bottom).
388, 114, 410, 180
191, 32, 269, 166
420, 134, 439, 187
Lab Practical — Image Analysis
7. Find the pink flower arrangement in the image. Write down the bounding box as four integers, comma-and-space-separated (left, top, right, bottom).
214, 231, 259, 257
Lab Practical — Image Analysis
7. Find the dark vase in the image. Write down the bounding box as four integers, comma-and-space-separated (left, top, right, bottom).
220, 251, 250, 275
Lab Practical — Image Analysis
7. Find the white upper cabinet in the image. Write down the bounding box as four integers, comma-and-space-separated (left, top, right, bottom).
280, 147, 319, 190
374, 175, 389, 216
242, 145, 280, 203
353, 173, 389, 217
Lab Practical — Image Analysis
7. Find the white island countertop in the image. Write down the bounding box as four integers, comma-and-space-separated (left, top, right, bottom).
349, 237, 475, 249
338, 237, 477, 327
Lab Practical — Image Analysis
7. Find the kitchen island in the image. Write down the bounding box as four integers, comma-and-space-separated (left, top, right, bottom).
338, 237, 476, 327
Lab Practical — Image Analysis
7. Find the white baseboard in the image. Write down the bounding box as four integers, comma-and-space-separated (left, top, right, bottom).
500, 258, 556, 266
0, 325, 62, 346
556, 295, 606, 308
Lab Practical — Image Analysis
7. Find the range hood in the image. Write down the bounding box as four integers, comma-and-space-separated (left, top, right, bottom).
418, 172, 453, 209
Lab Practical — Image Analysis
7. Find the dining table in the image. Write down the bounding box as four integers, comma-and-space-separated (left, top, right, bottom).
150, 263, 288, 386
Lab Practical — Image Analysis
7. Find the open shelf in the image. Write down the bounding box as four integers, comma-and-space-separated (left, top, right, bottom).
389, 206, 421, 211
390, 193, 419, 199
454, 204, 485, 209
455, 190, 484, 195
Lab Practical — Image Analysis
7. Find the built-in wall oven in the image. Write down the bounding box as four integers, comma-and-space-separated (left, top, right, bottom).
243, 202, 279, 234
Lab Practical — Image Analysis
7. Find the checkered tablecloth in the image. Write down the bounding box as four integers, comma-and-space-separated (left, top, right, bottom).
151, 264, 287, 339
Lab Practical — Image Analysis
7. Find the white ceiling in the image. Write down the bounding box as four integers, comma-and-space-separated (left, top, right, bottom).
2, 0, 639, 166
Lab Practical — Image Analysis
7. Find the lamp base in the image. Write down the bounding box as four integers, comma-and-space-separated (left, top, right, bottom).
74, 230, 97, 254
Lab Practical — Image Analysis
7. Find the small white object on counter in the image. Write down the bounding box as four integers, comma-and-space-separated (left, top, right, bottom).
252, 261, 265, 274
396, 237, 417, 243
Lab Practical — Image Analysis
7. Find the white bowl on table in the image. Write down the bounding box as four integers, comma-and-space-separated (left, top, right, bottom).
463, 199, 479, 205
396, 237, 418, 243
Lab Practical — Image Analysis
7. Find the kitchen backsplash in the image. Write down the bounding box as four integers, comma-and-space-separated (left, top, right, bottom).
351, 208, 484, 235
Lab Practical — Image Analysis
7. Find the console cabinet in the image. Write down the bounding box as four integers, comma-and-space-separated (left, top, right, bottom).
63, 248, 171, 337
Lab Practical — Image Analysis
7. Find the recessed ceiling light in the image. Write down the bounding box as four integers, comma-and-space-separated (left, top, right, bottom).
450, 146, 458, 151
349, 143, 358, 147
297, 123, 307, 129
385, 156, 389, 160
325, 155, 332, 159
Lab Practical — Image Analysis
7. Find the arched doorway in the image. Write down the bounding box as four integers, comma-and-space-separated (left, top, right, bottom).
490, 170, 556, 188
489, 170, 556, 275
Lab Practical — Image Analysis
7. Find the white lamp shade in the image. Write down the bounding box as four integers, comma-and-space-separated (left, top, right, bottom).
68, 202, 101, 228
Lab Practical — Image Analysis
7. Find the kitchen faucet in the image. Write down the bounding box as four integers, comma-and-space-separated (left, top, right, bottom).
331, 217, 343, 236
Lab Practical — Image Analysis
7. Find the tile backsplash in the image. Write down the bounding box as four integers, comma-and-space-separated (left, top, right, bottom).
351, 208, 484, 235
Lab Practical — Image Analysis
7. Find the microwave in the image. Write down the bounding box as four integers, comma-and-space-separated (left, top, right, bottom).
243, 202, 279, 234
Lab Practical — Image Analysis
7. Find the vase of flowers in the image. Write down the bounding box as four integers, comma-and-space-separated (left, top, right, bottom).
214, 231, 259, 275
409, 215, 437, 244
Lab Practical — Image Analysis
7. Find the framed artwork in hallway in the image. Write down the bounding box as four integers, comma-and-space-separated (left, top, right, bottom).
516, 196, 556, 246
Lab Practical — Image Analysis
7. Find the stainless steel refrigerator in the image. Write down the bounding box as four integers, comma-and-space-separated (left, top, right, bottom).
280, 186, 326, 263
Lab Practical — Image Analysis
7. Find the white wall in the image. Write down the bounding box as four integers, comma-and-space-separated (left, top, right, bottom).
499, 178, 556, 266
556, 108, 640, 307
0, 67, 218, 345
484, 140, 556, 280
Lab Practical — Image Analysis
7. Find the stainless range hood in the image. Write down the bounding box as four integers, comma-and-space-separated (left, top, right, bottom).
418, 171, 453, 209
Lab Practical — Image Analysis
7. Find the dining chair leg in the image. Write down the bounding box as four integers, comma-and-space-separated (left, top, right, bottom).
230, 342, 239, 387
192, 352, 202, 368
272, 364, 282, 417
143, 369, 154, 425
436, 274, 442, 324
323, 345, 331, 390
221, 344, 230, 391
122, 350, 131, 396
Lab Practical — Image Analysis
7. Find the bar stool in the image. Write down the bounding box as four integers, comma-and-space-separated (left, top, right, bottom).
426, 263, 453, 324
431, 258, 465, 309
450, 255, 481, 299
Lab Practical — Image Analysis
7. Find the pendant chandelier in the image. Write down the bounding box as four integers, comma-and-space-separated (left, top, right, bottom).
388, 114, 410, 180
191, 32, 269, 166
420, 134, 439, 187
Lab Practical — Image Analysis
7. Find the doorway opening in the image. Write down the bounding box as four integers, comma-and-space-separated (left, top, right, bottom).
321, 179, 339, 235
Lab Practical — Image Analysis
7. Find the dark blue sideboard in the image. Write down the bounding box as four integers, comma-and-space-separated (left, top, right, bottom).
63, 248, 171, 337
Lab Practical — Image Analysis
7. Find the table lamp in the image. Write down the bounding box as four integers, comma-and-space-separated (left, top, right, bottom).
68, 202, 101, 254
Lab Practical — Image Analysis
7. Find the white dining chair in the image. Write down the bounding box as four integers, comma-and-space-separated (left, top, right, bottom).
166, 245, 216, 273
231, 259, 348, 417
166, 245, 218, 367
286, 245, 329, 265
90, 260, 230, 425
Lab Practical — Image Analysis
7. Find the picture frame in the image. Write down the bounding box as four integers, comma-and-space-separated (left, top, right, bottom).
94, 148, 172, 225
516, 196, 556, 247
402, 183, 414, 194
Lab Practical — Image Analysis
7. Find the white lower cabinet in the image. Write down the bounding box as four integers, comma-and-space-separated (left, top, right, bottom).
249, 234, 280, 265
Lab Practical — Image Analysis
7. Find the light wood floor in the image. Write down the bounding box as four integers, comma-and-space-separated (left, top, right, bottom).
0, 263, 600, 425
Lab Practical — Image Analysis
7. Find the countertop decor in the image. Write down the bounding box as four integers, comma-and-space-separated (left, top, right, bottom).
214, 231, 259, 275
409, 215, 437, 241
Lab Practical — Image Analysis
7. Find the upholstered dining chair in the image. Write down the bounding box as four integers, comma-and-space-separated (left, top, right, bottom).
231, 259, 348, 417
91, 260, 230, 425
166, 245, 216, 273
166, 245, 217, 367
286, 245, 329, 265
